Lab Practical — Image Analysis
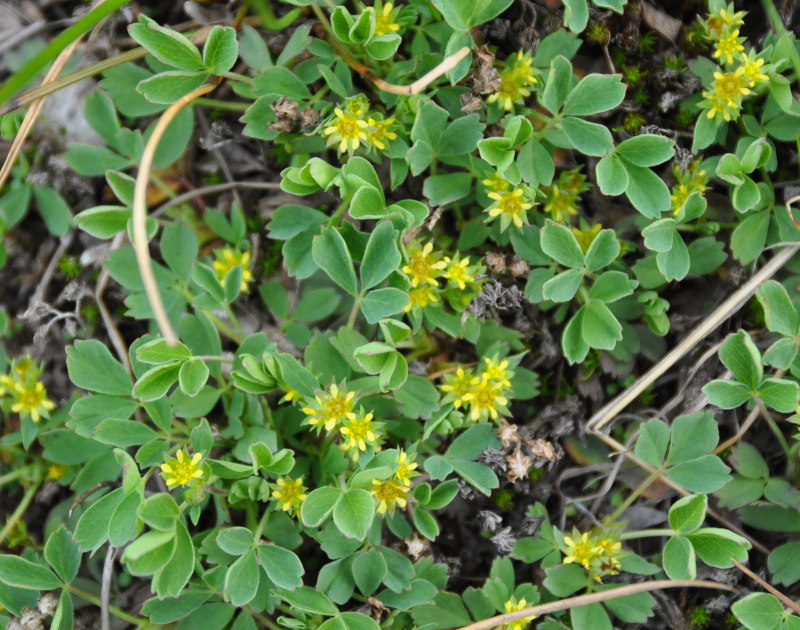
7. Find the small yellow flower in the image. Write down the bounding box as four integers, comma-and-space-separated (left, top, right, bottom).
740, 51, 769, 86
366, 117, 398, 151
272, 477, 307, 515
47, 463, 68, 481
339, 411, 381, 459
487, 51, 537, 111
160, 449, 204, 488
395, 450, 418, 486
442, 255, 476, 290
670, 160, 708, 216
466, 378, 508, 422
323, 107, 368, 153
562, 532, 599, 569
440, 367, 479, 409
712, 69, 750, 104
596, 536, 622, 576
704, 5, 745, 40
212, 248, 253, 292
11, 381, 55, 423
302, 383, 356, 431
482, 172, 511, 193
487, 188, 533, 230
543, 185, 578, 223
713, 29, 744, 65
571, 223, 602, 253
404, 286, 439, 312
482, 357, 512, 389
280, 386, 301, 404
502, 597, 536, 630
365, 2, 401, 36
703, 90, 737, 122
402, 242, 447, 287
371, 478, 409, 514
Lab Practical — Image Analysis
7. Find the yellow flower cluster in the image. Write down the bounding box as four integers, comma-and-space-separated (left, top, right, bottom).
701, 3, 769, 122
502, 597, 536, 630
364, 2, 401, 36
488, 51, 538, 111
161, 449, 204, 488
0, 355, 55, 423
482, 173, 535, 230
322, 96, 397, 154
571, 222, 602, 253
402, 242, 483, 312
561, 529, 623, 582
213, 248, 254, 293
272, 477, 308, 515
670, 160, 709, 215
543, 169, 589, 224
439, 357, 513, 422
371, 450, 417, 514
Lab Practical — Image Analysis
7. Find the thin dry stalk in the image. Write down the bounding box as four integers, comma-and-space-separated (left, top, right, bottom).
454, 579, 735, 630
732, 559, 800, 615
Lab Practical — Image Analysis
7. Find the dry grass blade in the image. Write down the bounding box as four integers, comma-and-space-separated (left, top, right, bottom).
453, 579, 736, 630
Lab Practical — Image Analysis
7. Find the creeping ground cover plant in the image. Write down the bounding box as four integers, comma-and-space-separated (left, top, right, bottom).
3, 0, 800, 629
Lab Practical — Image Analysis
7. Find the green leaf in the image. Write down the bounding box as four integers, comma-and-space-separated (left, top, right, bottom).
139, 493, 180, 532
43, 526, 81, 584
352, 549, 387, 595
562, 0, 589, 32
446, 423, 499, 460
583, 229, 620, 271
662, 535, 696, 580
203, 26, 239, 75
301, 487, 343, 527
571, 603, 612, 630
217, 527, 254, 555
438, 114, 484, 156
542, 268, 583, 302
731, 209, 770, 264
67, 339, 132, 396
563, 73, 625, 116
656, 231, 691, 282
360, 220, 400, 290
137, 71, 209, 105
153, 522, 195, 597
718, 330, 763, 389
129, 17, 205, 71
333, 489, 375, 540
686, 527, 750, 568
253, 66, 311, 100
319, 613, 382, 630
703, 380, 753, 409
732, 593, 785, 630
595, 155, 628, 196
581, 300, 622, 350
758, 377, 800, 413
33, 185, 72, 237
349, 186, 386, 220
616, 134, 675, 167
225, 549, 260, 606
276, 586, 338, 615
768, 541, 800, 587
540, 220, 584, 268
543, 563, 586, 597
422, 173, 472, 205
667, 413, 719, 465
137, 338, 192, 364
668, 455, 731, 493
541, 55, 573, 114
179, 358, 210, 397
635, 418, 670, 466
561, 116, 613, 157
94, 419, 158, 447
730, 442, 769, 480
0, 555, 61, 590
361, 289, 408, 324
623, 162, 671, 218
562, 307, 589, 364
449, 459, 499, 495
260, 544, 304, 590
74, 489, 124, 552
268, 205, 327, 240
312, 227, 358, 296
161, 223, 198, 283
74, 205, 130, 238
588, 270, 635, 303
133, 363, 181, 402
757, 280, 799, 336
668, 494, 707, 534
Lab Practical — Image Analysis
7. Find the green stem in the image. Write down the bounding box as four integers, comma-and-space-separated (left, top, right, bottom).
224, 304, 247, 338
0, 473, 43, 547
65, 584, 148, 626
607, 468, 663, 523
251, 0, 303, 31
195, 97, 251, 112
0, 0, 134, 107
253, 508, 270, 542
761, 0, 800, 80
346, 295, 362, 329
223, 71, 253, 83
619, 528, 674, 541
756, 399, 792, 458
327, 197, 352, 227
0, 466, 31, 487
203, 310, 245, 344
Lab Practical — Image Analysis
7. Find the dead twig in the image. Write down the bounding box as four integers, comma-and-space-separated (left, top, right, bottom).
732, 559, 800, 615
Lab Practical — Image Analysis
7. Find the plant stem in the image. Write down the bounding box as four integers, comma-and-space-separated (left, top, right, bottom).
0, 473, 43, 547
607, 468, 663, 523
761, 0, 800, 79
251, 0, 303, 31
756, 398, 792, 458
0, 466, 31, 487
346, 296, 362, 329
65, 584, 148, 626
327, 197, 351, 227
619, 528, 674, 541
204, 310, 245, 344
195, 97, 251, 111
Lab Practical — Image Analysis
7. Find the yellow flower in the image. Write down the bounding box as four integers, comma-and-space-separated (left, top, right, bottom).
713, 69, 750, 105
366, 117, 398, 151
160, 449, 204, 488
713, 29, 744, 65
482, 357, 512, 389
704, 4, 745, 40
212, 248, 253, 292
562, 532, 600, 569
440, 367, 479, 409
402, 242, 447, 287
487, 51, 537, 111
740, 51, 769, 86
596, 537, 622, 576
543, 185, 578, 223
482, 172, 511, 193
395, 450, 418, 486
404, 286, 439, 311
323, 107, 368, 153
487, 188, 533, 230
502, 597, 536, 630
0, 374, 13, 397
466, 378, 508, 422
670, 160, 708, 215
365, 2, 401, 36
302, 383, 356, 431
339, 411, 381, 459
571, 223, 602, 253
442, 255, 476, 290
280, 385, 301, 404
272, 477, 307, 515
47, 463, 67, 481
11, 381, 55, 423
371, 478, 409, 514
703, 90, 737, 122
